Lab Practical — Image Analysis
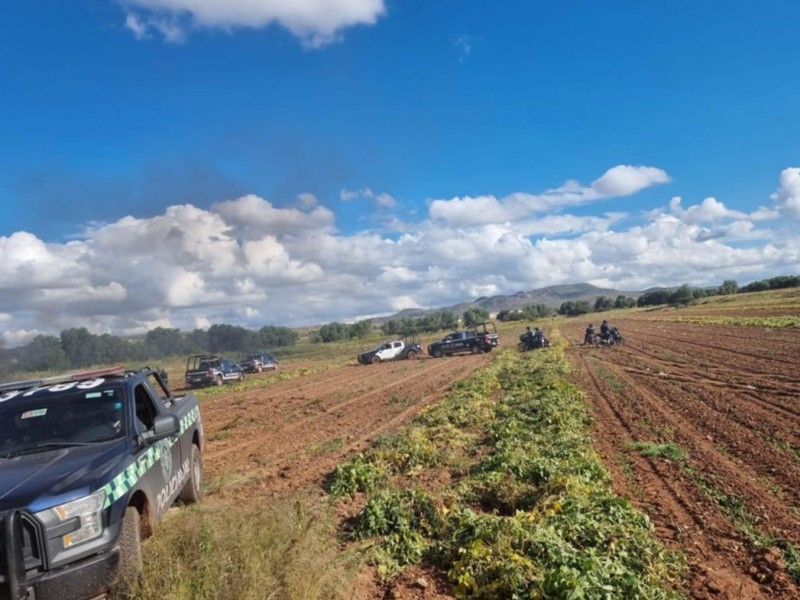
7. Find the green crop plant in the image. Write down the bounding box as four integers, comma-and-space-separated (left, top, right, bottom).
330, 342, 685, 598
628, 441, 687, 461
327, 454, 388, 497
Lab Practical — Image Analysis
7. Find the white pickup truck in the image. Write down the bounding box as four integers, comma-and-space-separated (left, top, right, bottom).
357, 339, 423, 365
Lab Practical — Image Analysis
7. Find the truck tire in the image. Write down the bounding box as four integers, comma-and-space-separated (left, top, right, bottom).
470, 345, 481, 355
179, 444, 203, 504
371, 355, 381, 364
406, 350, 417, 359
238, 372, 245, 382
256, 364, 263, 373
214, 375, 223, 386
432, 349, 443, 358
115, 507, 142, 594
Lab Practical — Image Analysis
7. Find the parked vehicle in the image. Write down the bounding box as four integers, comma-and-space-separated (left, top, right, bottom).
518, 328, 550, 352
427, 322, 500, 358
584, 326, 624, 347
239, 351, 279, 373
600, 327, 625, 346
184, 354, 244, 387
0, 366, 204, 600
357, 339, 423, 365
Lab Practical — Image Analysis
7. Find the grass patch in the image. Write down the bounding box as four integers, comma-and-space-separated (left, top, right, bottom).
120, 500, 355, 600
628, 441, 687, 461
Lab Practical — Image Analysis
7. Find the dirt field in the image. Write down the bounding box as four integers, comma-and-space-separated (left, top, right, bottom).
192, 354, 492, 501
178, 297, 800, 599
563, 315, 800, 600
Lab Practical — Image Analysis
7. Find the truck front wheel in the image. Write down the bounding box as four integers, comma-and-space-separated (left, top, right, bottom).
114, 507, 142, 594
179, 444, 203, 504
214, 375, 223, 386
432, 349, 443, 358
470, 345, 481, 355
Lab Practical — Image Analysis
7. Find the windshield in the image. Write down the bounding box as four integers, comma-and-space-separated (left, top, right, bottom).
0, 381, 127, 457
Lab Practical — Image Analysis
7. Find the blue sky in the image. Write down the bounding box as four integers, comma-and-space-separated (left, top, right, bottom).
1, 1, 799, 345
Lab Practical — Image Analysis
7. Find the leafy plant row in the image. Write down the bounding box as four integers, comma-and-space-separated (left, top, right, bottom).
329, 344, 685, 599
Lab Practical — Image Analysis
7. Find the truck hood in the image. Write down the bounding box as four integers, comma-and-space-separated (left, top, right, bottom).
0, 441, 128, 512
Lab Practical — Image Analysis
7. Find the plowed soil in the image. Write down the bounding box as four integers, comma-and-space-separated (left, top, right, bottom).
182, 306, 800, 600
195, 354, 492, 500
563, 317, 800, 600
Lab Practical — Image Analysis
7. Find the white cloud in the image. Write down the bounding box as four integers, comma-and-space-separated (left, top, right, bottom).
297, 192, 318, 209
771, 167, 800, 219
122, 0, 386, 47
2, 167, 799, 347
124, 13, 148, 39
591, 165, 671, 198
338, 187, 395, 209
454, 34, 472, 62
669, 196, 749, 224
429, 164, 670, 227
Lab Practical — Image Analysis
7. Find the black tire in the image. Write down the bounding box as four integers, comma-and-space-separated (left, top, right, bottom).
214, 375, 223, 387
371, 355, 381, 365
432, 349, 443, 358
257, 365, 263, 373
114, 507, 142, 594
238, 372, 245, 382
406, 350, 417, 359
470, 345, 481, 355
517, 342, 527, 352
179, 444, 203, 504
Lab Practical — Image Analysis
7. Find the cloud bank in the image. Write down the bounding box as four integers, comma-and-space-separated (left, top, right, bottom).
1, 165, 798, 346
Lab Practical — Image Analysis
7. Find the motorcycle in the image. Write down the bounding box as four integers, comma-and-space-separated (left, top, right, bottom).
584, 327, 624, 347
518, 332, 550, 352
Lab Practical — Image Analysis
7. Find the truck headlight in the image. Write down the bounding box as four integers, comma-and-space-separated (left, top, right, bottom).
46, 490, 107, 548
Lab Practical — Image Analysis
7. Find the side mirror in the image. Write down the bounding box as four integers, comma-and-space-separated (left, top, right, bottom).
142, 414, 180, 444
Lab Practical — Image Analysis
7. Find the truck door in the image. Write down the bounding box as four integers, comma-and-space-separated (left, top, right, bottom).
133, 383, 184, 518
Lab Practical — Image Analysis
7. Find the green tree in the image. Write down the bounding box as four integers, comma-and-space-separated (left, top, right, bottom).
463, 308, 490, 327
258, 325, 297, 347
18, 335, 68, 371
558, 300, 592, 316
348, 319, 373, 339
669, 284, 694, 307
614, 295, 636, 309
145, 327, 188, 358
594, 296, 614, 312
60, 328, 100, 368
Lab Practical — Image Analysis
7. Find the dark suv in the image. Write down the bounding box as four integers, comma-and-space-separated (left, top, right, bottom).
238, 351, 279, 374
184, 355, 244, 387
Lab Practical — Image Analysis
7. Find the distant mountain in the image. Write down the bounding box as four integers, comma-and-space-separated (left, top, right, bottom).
379, 283, 639, 322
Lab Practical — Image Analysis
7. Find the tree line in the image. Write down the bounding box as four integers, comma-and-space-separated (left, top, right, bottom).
558, 275, 800, 317
1, 324, 297, 375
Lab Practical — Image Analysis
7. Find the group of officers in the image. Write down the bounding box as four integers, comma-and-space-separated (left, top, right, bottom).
584, 320, 617, 344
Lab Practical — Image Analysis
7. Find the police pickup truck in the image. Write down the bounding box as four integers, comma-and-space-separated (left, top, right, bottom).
357, 339, 423, 365
0, 366, 204, 600
184, 354, 244, 388
427, 321, 500, 357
